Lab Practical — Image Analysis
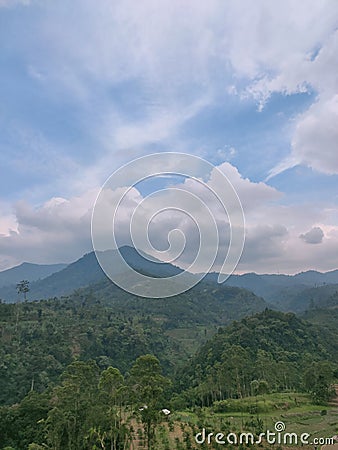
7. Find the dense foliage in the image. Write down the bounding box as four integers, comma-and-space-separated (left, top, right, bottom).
0, 281, 265, 405
175, 309, 338, 407
0, 279, 337, 449
0, 356, 171, 450
0, 298, 174, 406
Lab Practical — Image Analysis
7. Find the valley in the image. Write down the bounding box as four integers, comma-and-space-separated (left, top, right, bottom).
0, 248, 337, 449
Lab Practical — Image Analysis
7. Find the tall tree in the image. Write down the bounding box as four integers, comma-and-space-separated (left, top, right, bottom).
303, 361, 334, 404
90, 366, 131, 450
46, 360, 99, 450
16, 280, 30, 301
128, 355, 170, 450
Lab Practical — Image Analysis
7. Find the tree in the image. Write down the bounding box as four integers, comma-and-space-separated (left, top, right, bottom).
90, 366, 131, 450
303, 361, 334, 404
46, 360, 100, 450
16, 280, 30, 301
128, 355, 170, 450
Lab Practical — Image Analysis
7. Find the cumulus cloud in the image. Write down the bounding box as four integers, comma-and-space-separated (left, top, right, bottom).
215, 163, 282, 212
1, 161, 337, 274
1, 1, 338, 274
0, 190, 98, 269
243, 224, 288, 262
0, 217, 16, 237
85, 160, 280, 272
299, 226, 324, 244
0, 162, 278, 270
268, 94, 338, 179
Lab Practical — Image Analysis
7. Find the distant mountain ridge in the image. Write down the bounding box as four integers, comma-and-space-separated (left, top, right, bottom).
224, 269, 338, 291
0, 247, 337, 308
0, 247, 182, 302
222, 270, 338, 311
0, 262, 67, 289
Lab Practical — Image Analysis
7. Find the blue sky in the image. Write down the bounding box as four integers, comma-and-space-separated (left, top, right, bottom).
0, 0, 338, 273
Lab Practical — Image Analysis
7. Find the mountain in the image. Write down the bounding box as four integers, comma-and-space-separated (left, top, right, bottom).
67, 276, 267, 328
0, 262, 67, 289
222, 269, 338, 309
276, 283, 338, 313
0, 246, 183, 302
1, 246, 337, 306
0, 253, 103, 302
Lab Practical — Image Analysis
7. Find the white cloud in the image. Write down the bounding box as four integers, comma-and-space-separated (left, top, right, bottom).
4, 0, 337, 186
1, 1, 338, 274
2, 161, 337, 274
0, 161, 267, 270
267, 94, 338, 178
0, 215, 17, 237
29, 1, 337, 97
258, 25, 338, 177
0, 191, 98, 269
52, 2, 337, 179
214, 163, 282, 212
112, 97, 210, 151
291, 95, 338, 174
243, 224, 288, 262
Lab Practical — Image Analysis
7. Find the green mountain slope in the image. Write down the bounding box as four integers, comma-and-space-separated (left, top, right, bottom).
176, 309, 338, 404
277, 283, 338, 312
223, 270, 338, 308
0, 277, 266, 405
0, 246, 182, 302
2, 246, 338, 306
302, 303, 338, 331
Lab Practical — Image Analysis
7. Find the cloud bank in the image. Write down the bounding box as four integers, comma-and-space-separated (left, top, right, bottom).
0, 0, 337, 274
1, 163, 337, 274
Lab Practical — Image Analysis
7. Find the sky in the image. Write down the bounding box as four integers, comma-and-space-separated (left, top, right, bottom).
0, 0, 338, 274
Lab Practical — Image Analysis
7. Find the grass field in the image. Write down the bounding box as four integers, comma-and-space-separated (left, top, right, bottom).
148, 393, 338, 449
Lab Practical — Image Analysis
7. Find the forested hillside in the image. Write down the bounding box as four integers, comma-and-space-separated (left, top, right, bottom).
2, 248, 338, 310
0, 306, 337, 450
223, 270, 338, 311
0, 247, 182, 302
302, 304, 338, 330
271, 284, 338, 312
176, 309, 338, 407
0, 280, 266, 406
0, 252, 337, 449
0, 355, 172, 450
